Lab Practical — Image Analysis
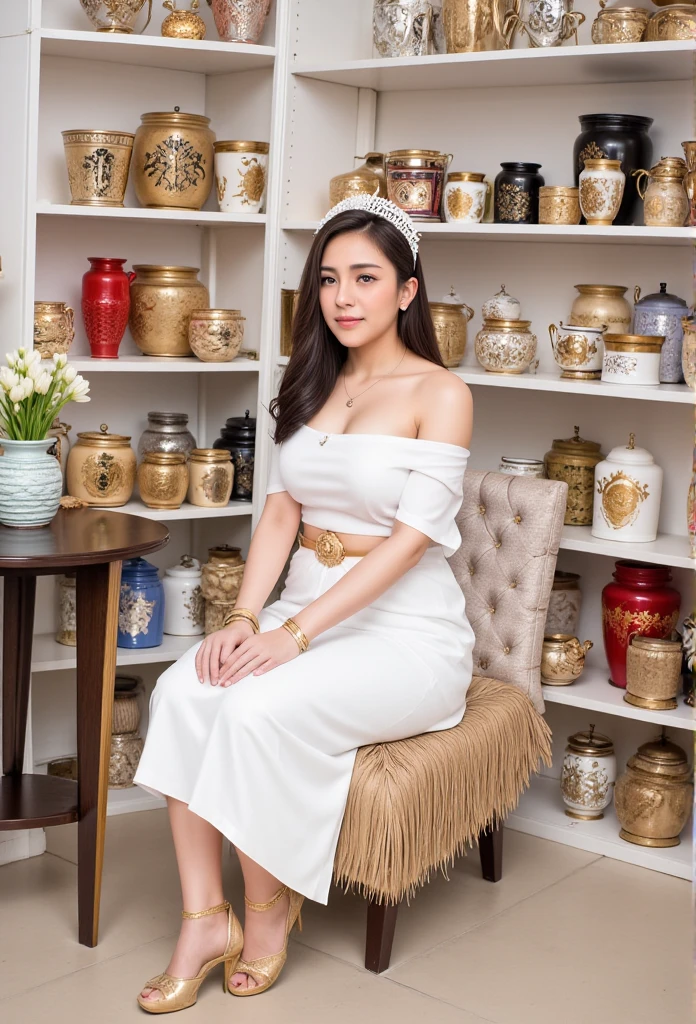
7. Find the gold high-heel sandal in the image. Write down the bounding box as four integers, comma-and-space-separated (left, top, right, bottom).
137, 899, 243, 1014
229, 884, 304, 997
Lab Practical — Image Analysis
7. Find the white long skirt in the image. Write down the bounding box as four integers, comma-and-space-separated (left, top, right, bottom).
134, 543, 475, 904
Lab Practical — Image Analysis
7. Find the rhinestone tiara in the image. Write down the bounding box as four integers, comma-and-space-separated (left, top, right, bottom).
315, 191, 421, 266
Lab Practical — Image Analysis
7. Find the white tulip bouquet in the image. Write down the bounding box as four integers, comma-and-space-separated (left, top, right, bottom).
0, 349, 90, 441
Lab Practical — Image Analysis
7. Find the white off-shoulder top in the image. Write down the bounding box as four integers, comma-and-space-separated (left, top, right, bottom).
266, 423, 470, 558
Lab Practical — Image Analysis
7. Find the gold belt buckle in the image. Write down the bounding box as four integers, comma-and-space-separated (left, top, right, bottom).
314, 530, 345, 567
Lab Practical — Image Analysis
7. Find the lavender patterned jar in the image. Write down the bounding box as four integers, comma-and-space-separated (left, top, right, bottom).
633, 283, 690, 384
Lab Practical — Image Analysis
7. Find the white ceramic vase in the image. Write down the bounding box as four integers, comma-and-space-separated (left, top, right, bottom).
579, 159, 625, 226
162, 555, 205, 636
214, 141, 269, 213
444, 173, 488, 223
0, 438, 63, 528
592, 434, 663, 543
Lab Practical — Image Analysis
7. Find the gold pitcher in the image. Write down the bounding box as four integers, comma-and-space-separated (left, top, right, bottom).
34, 301, 75, 359
443, 0, 509, 51
541, 634, 593, 685
632, 156, 689, 227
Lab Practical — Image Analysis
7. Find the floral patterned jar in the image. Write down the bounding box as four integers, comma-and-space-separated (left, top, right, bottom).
443, 171, 488, 223
214, 141, 269, 214
475, 318, 537, 374
633, 283, 689, 384
66, 423, 136, 507
117, 557, 164, 650
579, 158, 625, 225
561, 725, 617, 820
188, 309, 246, 362
187, 449, 234, 507
481, 284, 521, 321
601, 334, 663, 387
162, 554, 204, 636
137, 451, 189, 509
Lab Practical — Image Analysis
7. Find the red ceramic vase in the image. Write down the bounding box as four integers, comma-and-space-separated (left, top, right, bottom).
602, 560, 681, 689
81, 257, 135, 359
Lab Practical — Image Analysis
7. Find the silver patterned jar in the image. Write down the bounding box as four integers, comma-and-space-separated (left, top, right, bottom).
373, 0, 445, 56
498, 457, 545, 477
545, 571, 582, 636
633, 283, 690, 384
137, 412, 197, 460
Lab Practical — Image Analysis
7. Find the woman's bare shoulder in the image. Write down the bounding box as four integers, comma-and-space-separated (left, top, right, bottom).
415, 367, 473, 447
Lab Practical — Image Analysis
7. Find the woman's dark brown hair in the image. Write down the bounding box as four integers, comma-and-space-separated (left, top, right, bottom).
268, 210, 444, 444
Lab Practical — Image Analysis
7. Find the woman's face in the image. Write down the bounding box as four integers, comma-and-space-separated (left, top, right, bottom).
319, 230, 417, 348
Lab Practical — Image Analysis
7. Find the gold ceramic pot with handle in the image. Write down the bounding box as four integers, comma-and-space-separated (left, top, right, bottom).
34, 302, 75, 359
590, 0, 650, 42
443, 0, 508, 51
632, 156, 689, 227
569, 284, 632, 334
541, 634, 593, 685
129, 265, 210, 357
161, 0, 207, 36
615, 734, 693, 847
66, 423, 136, 507
429, 290, 475, 367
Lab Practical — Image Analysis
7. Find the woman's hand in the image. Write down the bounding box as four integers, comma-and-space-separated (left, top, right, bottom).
195, 621, 301, 686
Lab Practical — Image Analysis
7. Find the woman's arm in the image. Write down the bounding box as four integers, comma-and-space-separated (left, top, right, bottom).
233, 489, 302, 616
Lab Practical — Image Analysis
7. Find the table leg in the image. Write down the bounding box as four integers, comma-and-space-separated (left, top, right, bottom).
2, 574, 36, 776
75, 560, 121, 947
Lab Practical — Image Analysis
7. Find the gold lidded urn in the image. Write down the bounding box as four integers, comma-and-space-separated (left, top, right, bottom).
329, 153, 388, 206
632, 156, 689, 227
79, 0, 153, 33
66, 423, 136, 507
538, 186, 580, 225
34, 301, 75, 359
625, 635, 683, 710
429, 287, 474, 368
615, 732, 693, 847
61, 130, 135, 207
590, 0, 650, 43
187, 449, 234, 508
188, 309, 245, 362
541, 633, 593, 685
129, 265, 210, 357
569, 284, 632, 334
137, 451, 189, 510
132, 109, 215, 211
560, 724, 617, 820
544, 425, 604, 526
161, 0, 207, 37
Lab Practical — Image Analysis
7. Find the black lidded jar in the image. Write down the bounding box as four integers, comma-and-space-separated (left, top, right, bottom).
494, 162, 545, 224
573, 113, 653, 226
212, 408, 256, 502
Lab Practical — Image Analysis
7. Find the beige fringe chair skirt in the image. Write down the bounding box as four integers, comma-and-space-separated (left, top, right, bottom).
134, 542, 475, 904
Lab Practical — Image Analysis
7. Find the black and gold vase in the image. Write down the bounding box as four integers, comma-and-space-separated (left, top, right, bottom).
212, 408, 256, 502
573, 113, 653, 226
494, 162, 544, 224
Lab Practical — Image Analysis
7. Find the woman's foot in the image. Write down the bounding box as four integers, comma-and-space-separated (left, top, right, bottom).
139, 909, 230, 1002
229, 889, 290, 991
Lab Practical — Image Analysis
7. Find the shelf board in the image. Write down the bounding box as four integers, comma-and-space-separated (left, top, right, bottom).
542, 661, 695, 731
283, 220, 695, 247
506, 775, 691, 880
40, 28, 275, 76
559, 524, 692, 570
106, 499, 253, 521
107, 787, 166, 817
30, 631, 199, 673
292, 41, 695, 92
454, 366, 694, 404
68, 355, 259, 372
37, 203, 266, 227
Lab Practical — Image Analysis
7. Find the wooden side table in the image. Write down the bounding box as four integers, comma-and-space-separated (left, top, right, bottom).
0, 507, 169, 946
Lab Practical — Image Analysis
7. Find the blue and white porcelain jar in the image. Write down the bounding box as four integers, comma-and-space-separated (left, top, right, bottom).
117, 557, 164, 649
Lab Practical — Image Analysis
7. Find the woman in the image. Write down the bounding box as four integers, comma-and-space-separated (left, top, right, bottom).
134, 193, 475, 1012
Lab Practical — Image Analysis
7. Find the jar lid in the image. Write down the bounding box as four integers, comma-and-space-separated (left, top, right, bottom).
552, 570, 581, 590
140, 110, 211, 129
482, 318, 531, 328
486, 284, 520, 305
208, 544, 242, 561
566, 724, 614, 756
189, 448, 231, 462
77, 423, 131, 446
634, 282, 688, 310
550, 425, 602, 456
447, 171, 486, 182
388, 149, 443, 158
630, 635, 681, 653
574, 284, 627, 295
189, 308, 245, 320
605, 432, 655, 465
165, 554, 201, 577
132, 264, 200, 276
630, 734, 690, 777
219, 408, 256, 440
147, 411, 189, 424
500, 457, 544, 467
214, 140, 269, 154
647, 156, 687, 179
604, 334, 664, 353
122, 556, 160, 577
115, 673, 142, 692
142, 450, 187, 464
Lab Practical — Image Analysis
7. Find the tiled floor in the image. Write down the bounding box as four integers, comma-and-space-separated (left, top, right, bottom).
0, 809, 690, 1023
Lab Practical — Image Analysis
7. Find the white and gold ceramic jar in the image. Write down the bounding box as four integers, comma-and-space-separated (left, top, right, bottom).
561, 725, 617, 820
601, 334, 663, 386
443, 172, 489, 224
188, 308, 246, 362
162, 555, 205, 636
214, 141, 269, 214
569, 284, 632, 334
66, 424, 136, 507
549, 322, 606, 379
475, 318, 537, 374
481, 284, 521, 321
592, 433, 663, 543
187, 448, 234, 507
137, 451, 189, 509
579, 159, 626, 225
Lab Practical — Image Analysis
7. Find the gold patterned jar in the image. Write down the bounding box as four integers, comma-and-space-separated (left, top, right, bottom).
443, 172, 489, 224
201, 544, 245, 634
66, 424, 136, 507
579, 159, 625, 225
56, 572, 77, 646
474, 318, 537, 374
188, 309, 245, 362
386, 149, 451, 221
33, 301, 75, 359
61, 130, 135, 207
544, 426, 604, 526
615, 734, 693, 846
429, 289, 474, 367
132, 109, 215, 210
645, 3, 696, 39
682, 316, 696, 387
538, 186, 580, 225
161, 0, 207, 37
590, 1, 650, 43
329, 153, 387, 205
280, 288, 300, 357
633, 156, 689, 227
137, 451, 188, 509
541, 634, 593, 685
187, 449, 234, 508
625, 635, 683, 710
561, 725, 616, 820
129, 265, 209, 357
569, 284, 632, 334
214, 141, 269, 214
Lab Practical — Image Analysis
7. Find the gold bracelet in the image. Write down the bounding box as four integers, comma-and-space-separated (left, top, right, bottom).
281, 617, 310, 653
223, 608, 260, 632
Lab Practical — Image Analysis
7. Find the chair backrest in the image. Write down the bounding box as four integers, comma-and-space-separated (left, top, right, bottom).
448, 470, 568, 714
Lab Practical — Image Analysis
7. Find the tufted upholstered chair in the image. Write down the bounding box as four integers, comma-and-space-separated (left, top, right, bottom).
332, 471, 568, 972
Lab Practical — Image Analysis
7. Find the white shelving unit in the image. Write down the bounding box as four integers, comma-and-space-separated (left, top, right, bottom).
0, 1, 693, 874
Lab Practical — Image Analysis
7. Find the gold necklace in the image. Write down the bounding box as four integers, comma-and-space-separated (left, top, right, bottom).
341, 344, 407, 408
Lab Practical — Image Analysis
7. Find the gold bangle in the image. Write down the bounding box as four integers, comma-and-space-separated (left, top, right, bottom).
281, 617, 310, 653
223, 608, 260, 632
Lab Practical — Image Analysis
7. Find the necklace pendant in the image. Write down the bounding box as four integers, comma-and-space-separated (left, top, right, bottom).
346, 398, 354, 407
319, 435, 328, 446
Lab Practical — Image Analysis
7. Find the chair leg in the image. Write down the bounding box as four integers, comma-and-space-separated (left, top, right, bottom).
365, 898, 400, 974
478, 821, 503, 882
